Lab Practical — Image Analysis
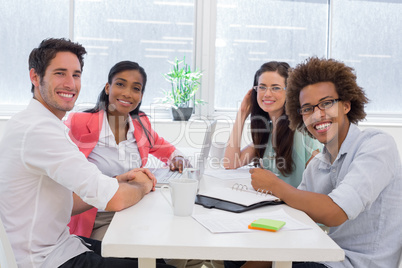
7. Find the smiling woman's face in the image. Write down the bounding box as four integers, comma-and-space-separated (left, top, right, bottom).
256, 71, 286, 118
105, 69, 143, 117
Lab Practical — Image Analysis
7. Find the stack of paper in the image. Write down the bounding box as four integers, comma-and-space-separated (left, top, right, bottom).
192, 208, 312, 233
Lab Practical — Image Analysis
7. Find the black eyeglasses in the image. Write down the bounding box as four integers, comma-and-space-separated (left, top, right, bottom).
298, 99, 341, 115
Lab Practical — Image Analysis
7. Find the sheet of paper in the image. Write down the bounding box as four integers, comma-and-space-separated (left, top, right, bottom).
204, 168, 251, 180
192, 208, 312, 234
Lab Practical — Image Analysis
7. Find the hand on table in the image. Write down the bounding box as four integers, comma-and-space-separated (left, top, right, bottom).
115, 168, 156, 192
169, 156, 191, 173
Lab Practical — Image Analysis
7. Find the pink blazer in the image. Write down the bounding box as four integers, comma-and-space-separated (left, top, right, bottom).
65, 110, 176, 237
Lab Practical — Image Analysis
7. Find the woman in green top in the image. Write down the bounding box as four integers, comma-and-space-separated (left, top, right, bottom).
224, 61, 321, 187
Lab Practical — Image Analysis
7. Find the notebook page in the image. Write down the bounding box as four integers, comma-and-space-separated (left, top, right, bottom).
204, 168, 251, 180
192, 208, 312, 233
198, 179, 279, 206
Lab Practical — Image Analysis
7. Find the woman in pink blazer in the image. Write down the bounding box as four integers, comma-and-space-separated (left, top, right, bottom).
66, 61, 187, 239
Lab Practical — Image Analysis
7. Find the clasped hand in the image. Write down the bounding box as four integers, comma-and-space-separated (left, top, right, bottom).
115, 168, 156, 192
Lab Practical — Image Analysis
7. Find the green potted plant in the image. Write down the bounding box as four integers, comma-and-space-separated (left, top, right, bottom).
157, 57, 204, 121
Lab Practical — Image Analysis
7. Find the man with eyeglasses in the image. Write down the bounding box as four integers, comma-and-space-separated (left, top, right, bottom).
246, 57, 402, 268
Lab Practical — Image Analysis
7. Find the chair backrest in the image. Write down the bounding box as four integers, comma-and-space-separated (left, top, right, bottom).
0, 217, 17, 268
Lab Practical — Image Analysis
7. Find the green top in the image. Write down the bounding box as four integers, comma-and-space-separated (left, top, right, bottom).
261, 130, 322, 188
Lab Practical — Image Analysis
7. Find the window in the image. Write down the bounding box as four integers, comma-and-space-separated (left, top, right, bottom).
212, 0, 402, 118
214, 0, 328, 110
1, 0, 401, 122
331, 0, 402, 114
0, 0, 69, 107
0, 0, 195, 115
74, 0, 195, 108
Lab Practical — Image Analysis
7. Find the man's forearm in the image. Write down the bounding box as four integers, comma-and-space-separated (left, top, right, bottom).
71, 193, 94, 216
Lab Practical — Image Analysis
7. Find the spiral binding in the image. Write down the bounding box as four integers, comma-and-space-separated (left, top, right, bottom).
232, 183, 248, 192
256, 188, 273, 196
231, 183, 272, 197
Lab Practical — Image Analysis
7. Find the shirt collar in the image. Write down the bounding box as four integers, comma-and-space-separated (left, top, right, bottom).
100, 113, 135, 141
316, 123, 360, 167
338, 123, 360, 156
30, 98, 63, 120
100, 113, 114, 139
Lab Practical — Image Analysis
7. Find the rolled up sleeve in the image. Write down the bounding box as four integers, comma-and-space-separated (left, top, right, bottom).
22, 119, 118, 210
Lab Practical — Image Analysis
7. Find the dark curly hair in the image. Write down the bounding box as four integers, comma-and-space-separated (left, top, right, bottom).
251, 61, 295, 176
286, 57, 369, 137
28, 38, 86, 94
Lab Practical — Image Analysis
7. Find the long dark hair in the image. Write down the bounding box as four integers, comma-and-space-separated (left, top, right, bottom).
250, 61, 295, 176
86, 61, 153, 147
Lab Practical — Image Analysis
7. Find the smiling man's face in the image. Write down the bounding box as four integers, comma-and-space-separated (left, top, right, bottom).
300, 82, 351, 151
33, 51, 81, 119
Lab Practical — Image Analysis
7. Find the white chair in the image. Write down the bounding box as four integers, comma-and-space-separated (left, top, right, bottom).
0, 217, 17, 268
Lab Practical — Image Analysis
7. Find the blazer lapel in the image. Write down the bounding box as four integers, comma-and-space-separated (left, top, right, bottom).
76, 111, 104, 157
133, 117, 149, 167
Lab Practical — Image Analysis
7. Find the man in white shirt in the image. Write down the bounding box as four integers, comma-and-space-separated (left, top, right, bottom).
0, 38, 173, 268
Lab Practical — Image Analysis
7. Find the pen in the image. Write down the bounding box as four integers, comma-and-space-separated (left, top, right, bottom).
258, 158, 280, 176
259, 158, 263, 168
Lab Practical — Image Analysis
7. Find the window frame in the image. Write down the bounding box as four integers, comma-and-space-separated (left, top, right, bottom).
1, 0, 401, 127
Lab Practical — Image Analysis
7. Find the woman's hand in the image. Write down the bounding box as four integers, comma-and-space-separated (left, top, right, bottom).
169, 156, 191, 173
223, 88, 256, 169
239, 88, 253, 118
249, 168, 279, 193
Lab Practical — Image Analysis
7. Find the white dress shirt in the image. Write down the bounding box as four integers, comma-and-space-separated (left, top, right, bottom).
0, 99, 119, 268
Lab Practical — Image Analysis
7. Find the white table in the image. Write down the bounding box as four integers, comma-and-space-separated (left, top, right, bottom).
102, 176, 344, 268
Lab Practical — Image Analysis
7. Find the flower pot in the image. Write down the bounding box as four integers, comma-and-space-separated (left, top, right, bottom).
170, 107, 193, 121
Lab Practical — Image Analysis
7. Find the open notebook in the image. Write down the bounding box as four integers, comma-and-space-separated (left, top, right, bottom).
153, 120, 217, 187
196, 178, 283, 213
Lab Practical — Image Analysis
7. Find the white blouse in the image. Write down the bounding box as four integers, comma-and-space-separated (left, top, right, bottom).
87, 114, 141, 177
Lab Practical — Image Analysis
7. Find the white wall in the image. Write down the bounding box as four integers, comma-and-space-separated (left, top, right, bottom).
0, 119, 7, 141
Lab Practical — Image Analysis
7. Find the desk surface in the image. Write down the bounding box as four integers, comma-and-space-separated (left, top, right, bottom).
102, 175, 344, 267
